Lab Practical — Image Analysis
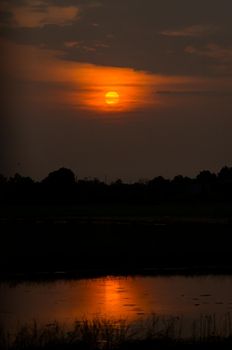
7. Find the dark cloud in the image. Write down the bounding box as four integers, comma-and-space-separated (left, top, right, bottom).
1, 0, 232, 76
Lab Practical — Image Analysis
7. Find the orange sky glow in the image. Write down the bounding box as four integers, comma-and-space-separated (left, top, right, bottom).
1, 0, 232, 180
3, 40, 219, 117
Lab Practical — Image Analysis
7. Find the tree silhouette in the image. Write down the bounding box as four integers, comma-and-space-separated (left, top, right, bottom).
196, 170, 216, 184
1, 166, 232, 205
0, 174, 7, 185
42, 168, 76, 187
218, 166, 232, 183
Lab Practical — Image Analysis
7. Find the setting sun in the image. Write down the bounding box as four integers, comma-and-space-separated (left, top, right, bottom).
105, 91, 120, 105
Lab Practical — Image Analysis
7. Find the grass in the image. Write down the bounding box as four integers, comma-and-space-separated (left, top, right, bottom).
1, 314, 232, 350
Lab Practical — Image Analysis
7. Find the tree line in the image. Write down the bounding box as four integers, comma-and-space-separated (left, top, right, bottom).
0, 166, 232, 204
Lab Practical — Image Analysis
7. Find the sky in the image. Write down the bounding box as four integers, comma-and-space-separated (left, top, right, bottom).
1, 0, 232, 182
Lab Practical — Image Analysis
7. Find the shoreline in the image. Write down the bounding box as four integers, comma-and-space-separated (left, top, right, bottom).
2, 265, 232, 283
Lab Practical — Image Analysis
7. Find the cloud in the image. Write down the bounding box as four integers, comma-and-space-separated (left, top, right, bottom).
64, 41, 80, 48
160, 25, 217, 37
185, 43, 232, 74
6, 40, 227, 115
1, 0, 79, 28
185, 43, 232, 61
1, 0, 232, 77
0, 40, 160, 114
156, 90, 232, 96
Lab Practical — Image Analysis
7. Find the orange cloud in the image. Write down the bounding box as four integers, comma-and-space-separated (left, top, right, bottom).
1, 40, 159, 113
1, 0, 79, 28
3, 40, 229, 117
67, 64, 158, 113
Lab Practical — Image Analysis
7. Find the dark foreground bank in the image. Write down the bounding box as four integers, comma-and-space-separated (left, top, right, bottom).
1, 316, 232, 350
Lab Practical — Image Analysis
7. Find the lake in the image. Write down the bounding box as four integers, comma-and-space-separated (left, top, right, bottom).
1, 275, 232, 336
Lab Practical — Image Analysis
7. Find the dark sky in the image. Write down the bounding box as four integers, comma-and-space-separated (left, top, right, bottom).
1, 0, 232, 181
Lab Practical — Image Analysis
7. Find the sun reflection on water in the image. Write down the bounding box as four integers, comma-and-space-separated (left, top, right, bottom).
2, 275, 232, 335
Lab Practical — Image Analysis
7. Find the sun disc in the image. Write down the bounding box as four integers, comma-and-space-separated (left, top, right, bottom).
105, 91, 119, 105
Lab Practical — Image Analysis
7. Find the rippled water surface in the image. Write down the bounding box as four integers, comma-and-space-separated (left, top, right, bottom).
1, 275, 232, 333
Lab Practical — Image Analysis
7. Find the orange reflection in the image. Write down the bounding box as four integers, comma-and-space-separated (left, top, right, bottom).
103, 279, 122, 315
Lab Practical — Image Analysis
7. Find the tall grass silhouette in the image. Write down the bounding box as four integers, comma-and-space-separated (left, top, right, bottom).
1, 313, 232, 349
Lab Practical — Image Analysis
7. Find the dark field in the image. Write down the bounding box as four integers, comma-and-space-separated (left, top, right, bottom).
1, 200, 232, 221
1, 202, 232, 278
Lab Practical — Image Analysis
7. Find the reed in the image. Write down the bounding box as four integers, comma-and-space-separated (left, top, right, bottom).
1, 313, 232, 350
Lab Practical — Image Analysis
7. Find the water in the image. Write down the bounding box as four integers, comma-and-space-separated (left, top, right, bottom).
1, 275, 232, 334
